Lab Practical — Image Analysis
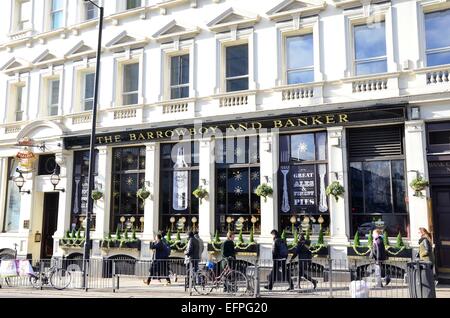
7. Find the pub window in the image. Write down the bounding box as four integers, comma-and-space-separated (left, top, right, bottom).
160, 142, 199, 233
348, 126, 409, 238
429, 130, 450, 145
170, 54, 190, 100
38, 154, 60, 175
278, 132, 329, 236
353, 22, 387, 76
425, 9, 450, 67
84, 0, 98, 21
14, 84, 25, 122
215, 136, 260, 234
122, 63, 139, 106
48, 79, 60, 116
3, 158, 21, 233
286, 34, 314, 84
71, 150, 98, 230
111, 147, 145, 232
83, 72, 95, 111
225, 44, 249, 92
50, 0, 64, 30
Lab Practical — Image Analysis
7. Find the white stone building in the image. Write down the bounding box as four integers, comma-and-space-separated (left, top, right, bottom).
0, 0, 449, 281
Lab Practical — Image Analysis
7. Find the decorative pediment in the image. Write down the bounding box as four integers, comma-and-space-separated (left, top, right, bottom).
106, 31, 149, 51
32, 49, 63, 67
0, 57, 31, 74
152, 20, 200, 42
65, 41, 96, 59
156, 0, 198, 15
207, 8, 260, 33
333, 0, 390, 10
267, 0, 327, 21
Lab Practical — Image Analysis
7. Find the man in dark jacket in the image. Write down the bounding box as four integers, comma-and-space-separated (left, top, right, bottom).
264, 229, 293, 290
370, 230, 390, 286
290, 235, 317, 289
185, 231, 200, 273
144, 234, 171, 285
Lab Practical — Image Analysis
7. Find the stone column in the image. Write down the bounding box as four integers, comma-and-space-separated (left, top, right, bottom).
258, 132, 279, 260
198, 138, 215, 244
327, 127, 349, 259
405, 121, 429, 247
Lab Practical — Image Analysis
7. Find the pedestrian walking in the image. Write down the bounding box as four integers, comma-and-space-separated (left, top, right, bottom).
418, 227, 434, 265
184, 231, 200, 274
194, 231, 204, 262
264, 229, 293, 291
370, 229, 390, 287
144, 234, 171, 286
290, 234, 317, 289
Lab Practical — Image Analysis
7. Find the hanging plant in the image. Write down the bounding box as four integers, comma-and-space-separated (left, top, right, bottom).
255, 183, 273, 202
326, 181, 345, 202
410, 176, 429, 197
193, 186, 208, 203
91, 190, 103, 201
137, 186, 151, 202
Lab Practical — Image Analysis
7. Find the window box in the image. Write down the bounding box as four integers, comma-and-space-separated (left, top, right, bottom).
287, 244, 329, 257
100, 239, 141, 250
347, 246, 371, 257
59, 238, 89, 249
346, 246, 412, 258
207, 242, 260, 255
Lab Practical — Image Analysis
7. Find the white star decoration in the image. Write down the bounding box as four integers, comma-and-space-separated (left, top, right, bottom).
251, 171, 260, 181
234, 186, 244, 195
126, 177, 134, 186
299, 142, 308, 153
234, 201, 243, 210
233, 171, 243, 181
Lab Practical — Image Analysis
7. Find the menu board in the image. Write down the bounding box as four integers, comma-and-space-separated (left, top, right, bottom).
292, 165, 316, 208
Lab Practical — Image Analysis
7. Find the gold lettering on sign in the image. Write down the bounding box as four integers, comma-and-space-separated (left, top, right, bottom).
165, 130, 174, 138
274, 120, 283, 128
326, 115, 335, 124
97, 137, 104, 144
105, 136, 113, 143
130, 133, 137, 141
156, 131, 164, 139
339, 114, 349, 123
285, 119, 295, 128
189, 128, 196, 135
298, 118, 308, 126
147, 132, 154, 139
251, 122, 262, 129
312, 116, 323, 125
238, 123, 248, 131
115, 135, 121, 143
138, 133, 146, 141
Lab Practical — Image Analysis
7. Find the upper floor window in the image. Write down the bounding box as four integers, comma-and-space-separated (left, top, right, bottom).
48, 79, 60, 116
3, 158, 21, 233
50, 0, 64, 30
170, 54, 189, 99
425, 9, 450, 67
84, 0, 98, 21
15, 85, 25, 122
226, 44, 249, 92
16, 0, 31, 31
286, 34, 314, 84
353, 22, 387, 76
126, 0, 141, 10
122, 63, 139, 105
83, 72, 95, 111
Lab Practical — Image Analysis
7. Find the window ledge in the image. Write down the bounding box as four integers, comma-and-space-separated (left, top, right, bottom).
8, 28, 34, 41
33, 28, 67, 42
341, 72, 400, 83
413, 64, 450, 75
105, 7, 147, 23
213, 90, 257, 99
68, 19, 99, 34
274, 81, 325, 91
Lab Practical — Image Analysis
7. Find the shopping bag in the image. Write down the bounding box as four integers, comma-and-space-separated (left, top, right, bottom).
0, 260, 18, 277
349, 280, 369, 298
17, 260, 35, 276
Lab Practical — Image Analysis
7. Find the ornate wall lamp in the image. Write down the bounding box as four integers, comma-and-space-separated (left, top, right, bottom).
13, 169, 30, 194
50, 169, 65, 192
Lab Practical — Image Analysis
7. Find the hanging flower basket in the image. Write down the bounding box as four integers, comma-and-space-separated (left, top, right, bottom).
410, 176, 429, 197
91, 190, 103, 201
326, 181, 345, 202
137, 187, 151, 201
255, 183, 273, 202
193, 186, 208, 204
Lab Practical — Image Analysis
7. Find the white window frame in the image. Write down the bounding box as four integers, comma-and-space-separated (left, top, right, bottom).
214, 28, 256, 94
48, 79, 60, 116
84, 0, 98, 21
48, 0, 66, 31
116, 0, 142, 12
224, 43, 249, 93
285, 34, 314, 85
39, 69, 63, 118
10, 0, 34, 34
82, 71, 96, 111
417, 0, 450, 68
169, 54, 190, 100
15, 85, 25, 122
275, 15, 322, 86
113, 50, 144, 107
6, 80, 28, 123
343, 3, 397, 77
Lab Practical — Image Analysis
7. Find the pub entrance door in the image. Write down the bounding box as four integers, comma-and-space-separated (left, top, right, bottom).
432, 186, 450, 282
41, 192, 60, 259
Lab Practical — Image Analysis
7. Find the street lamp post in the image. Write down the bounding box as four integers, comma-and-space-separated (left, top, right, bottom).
83, 0, 104, 289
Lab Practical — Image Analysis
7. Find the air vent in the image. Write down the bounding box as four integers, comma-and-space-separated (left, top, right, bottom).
348, 126, 404, 159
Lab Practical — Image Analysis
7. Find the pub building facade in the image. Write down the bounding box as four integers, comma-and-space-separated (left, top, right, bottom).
0, 0, 449, 281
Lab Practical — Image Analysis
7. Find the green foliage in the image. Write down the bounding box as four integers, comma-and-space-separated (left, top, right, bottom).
293, 228, 299, 245
317, 227, 324, 245
192, 187, 208, 203
367, 231, 373, 248
176, 230, 181, 242
383, 230, 390, 247
281, 230, 286, 242
353, 232, 361, 247
166, 229, 172, 242
255, 183, 273, 202
249, 227, 255, 243
238, 228, 244, 244
137, 187, 151, 201
76, 228, 81, 239
115, 228, 121, 240
214, 231, 221, 243
71, 229, 76, 239
107, 232, 112, 240
396, 232, 405, 248
326, 181, 345, 201
410, 176, 429, 197
305, 228, 310, 241
65, 230, 71, 239
132, 228, 137, 241
124, 229, 129, 240
91, 190, 103, 201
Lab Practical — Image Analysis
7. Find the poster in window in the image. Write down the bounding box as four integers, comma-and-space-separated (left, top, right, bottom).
291, 165, 316, 210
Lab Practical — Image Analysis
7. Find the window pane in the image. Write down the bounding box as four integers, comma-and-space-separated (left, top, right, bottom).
392, 160, 406, 214
286, 34, 314, 69
425, 9, 450, 50
84, 73, 95, 99
352, 214, 409, 238
52, 11, 63, 29
170, 87, 189, 99
354, 23, 386, 60
16, 86, 23, 114
355, 59, 387, 76
316, 132, 327, 161
86, 1, 98, 20
127, 0, 141, 9
170, 55, 189, 86
287, 70, 314, 84
226, 78, 249, 92
350, 162, 364, 214
291, 133, 315, 161
227, 168, 249, 214
52, 0, 63, 10
226, 44, 248, 78
427, 51, 450, 67
123, 63, 139, 93
5, 180, 21, 232
363, 161, 392, 213
429, 130, 450, 144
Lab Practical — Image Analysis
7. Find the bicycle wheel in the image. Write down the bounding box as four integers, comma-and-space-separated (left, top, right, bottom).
224, 270, 248, 296
29, 274, 42, 289
49, 268, 72, 290
193, 270, 215, 295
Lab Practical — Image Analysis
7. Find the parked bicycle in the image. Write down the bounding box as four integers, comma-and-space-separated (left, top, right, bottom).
29, 261, 72, 290
191, 257, 249, 296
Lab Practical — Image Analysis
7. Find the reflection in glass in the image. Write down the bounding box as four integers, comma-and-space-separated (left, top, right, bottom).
286, 34, 314, 84
363, 161, 391, 213
291, 134, 315, 161
354, 22, 387, 75
425, 9, 450, 66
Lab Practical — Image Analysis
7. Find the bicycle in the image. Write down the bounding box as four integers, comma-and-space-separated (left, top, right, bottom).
29, 261, 72, 290
191, 258, 249, 296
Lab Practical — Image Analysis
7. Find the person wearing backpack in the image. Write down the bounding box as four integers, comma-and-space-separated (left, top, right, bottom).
264, 229, 293, 291
290, 234, 317, 289
144, 234, 171, 286
370, 229, 390, 287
